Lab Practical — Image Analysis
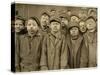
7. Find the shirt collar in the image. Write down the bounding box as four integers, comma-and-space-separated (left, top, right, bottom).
49, 31, 62, 40
25, 31, 41, 38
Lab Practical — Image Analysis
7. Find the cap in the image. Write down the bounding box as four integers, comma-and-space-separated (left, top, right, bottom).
68, 21, 79, 29
50, 17, 61, 24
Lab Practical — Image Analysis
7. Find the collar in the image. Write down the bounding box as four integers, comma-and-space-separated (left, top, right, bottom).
25, 31, 41, 38
48, 31, 62, 40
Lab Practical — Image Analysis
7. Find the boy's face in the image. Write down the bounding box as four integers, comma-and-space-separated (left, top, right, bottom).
50, 21, 61, 33
61, 18, 68, 27
41, 15, 49, 29
67, 11, 71, 16
70, 27, 79, 36
26, 19, 39, 34
79, 11, 87, 19
41, 15, 49, 24
50, 10, 56, 16
79, 21, 87, 33
90, 11, 97, 18
86, 19, 96, 30
71, 16, 79, 22
15, 19, 24, 33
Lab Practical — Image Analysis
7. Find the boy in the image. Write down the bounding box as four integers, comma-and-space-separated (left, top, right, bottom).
15, 16, 26, 34
14, 16, 26, 72
70, 15, 80, 23
18, 17, 43, 71
59, 14, 69, 36
79, 20, 87, 34
88, 8, 97, 21
40, 12, 50, 33
40, 18, 68, 70
84, 16, 97, 67
66, 22, 89, 68
50, 9, 57, 19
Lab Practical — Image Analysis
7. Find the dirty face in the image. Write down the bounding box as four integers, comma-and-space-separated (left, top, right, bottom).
67, 11, 71, 16
61, 18, 68, 27
90, 11, 97, 19
70, 27, 79, 36
71, 16, 79, 22
40, 15, 49, 29
50, 10, 56, 16
86, 18, 96, 30
15, 19, 24, 33
79, 10, 87, 20
26, 19, 39, 35
79, 21, 87, 33
50, 21, 61, 33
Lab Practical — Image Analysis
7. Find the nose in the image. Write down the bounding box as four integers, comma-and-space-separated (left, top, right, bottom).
89, 24, 92, 26
54, 25, 57, 27
30, 26, 34, 29
72, 30, 76, 33
16, 24, 20, 28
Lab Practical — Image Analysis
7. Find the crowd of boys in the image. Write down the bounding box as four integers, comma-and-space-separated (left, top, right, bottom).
11, 8, 97, 72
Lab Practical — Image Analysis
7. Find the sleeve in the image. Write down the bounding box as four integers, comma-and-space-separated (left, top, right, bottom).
80, 39, 89, 68
15, 35, 21, 72
60, 36, 69, 69
40, 35, 48, 70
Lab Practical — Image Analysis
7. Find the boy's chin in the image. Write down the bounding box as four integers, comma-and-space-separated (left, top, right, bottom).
28, 30, 37, 34
15, 30, 21, 33
81, 29, 86, 33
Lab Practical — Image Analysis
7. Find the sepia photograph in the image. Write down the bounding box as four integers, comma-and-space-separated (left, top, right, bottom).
11, 3, 97, 72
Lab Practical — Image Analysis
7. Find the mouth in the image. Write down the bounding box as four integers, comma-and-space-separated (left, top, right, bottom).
29, 30, 35, 33
15, 28, 20, 32
53, 28, 58, 31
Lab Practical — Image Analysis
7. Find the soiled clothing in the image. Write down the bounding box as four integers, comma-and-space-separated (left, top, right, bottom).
66, 34, 89, 68
15, 29, 27, 71
17, 32, 43, 71
15, 33, 22, 72
84, 31, 97, 67
40, 32, 68, 70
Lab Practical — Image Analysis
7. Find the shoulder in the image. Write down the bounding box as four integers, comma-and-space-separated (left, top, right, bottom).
19, 34, 27, 40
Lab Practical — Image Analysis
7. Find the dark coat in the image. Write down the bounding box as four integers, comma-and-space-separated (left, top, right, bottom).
40, 32, 68, 70
66, 34, 89, 68
84, 31, 97, 67
17, 32, 43, 71
15, 29, 27, 72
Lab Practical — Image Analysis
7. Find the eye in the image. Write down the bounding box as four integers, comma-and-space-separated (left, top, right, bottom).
19, 24, 23, 26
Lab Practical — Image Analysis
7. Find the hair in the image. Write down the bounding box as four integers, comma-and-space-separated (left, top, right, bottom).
85, 16, 97, 31
50, 20, 60, 24
85, 16, 96, 22
27, 16, 41, 28
50, 9, 56, 12
68, 26, 81, 35
15, 16, 27, 34
70, 15, 80, 19
60, 16, 69, 22
90, 10, 95, 14
67, 10, 71, 12
41, 12, 50, 18
15, 16, 25, 25
79, 20, 85, 25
